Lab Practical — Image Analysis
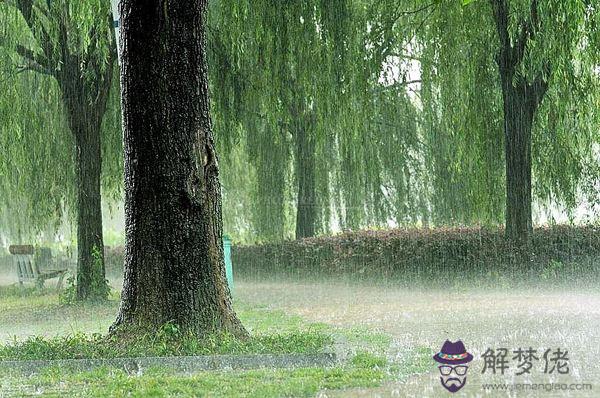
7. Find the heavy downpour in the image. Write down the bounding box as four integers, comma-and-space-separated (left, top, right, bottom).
0, 0, 599, 397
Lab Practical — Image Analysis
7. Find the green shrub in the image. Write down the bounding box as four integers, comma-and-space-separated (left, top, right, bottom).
98, 225, 600, 286
541, 259, 565, 280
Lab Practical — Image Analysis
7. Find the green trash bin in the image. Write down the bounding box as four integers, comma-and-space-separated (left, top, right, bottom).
223, 235, 234, 292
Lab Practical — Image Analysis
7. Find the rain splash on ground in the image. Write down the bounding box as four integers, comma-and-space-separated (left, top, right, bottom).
1, 272, 598, 397
236, 280, 600, 397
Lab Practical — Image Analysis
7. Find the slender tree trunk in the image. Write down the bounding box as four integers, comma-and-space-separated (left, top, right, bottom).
294, 116, 317, 240
492, 0, 548, 244
112, 0, 247, 337
74, 123, 106, 300
60, 65, 110, 301
502, 83, 534, 244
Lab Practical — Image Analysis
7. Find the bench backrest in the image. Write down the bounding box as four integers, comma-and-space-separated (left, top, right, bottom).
8, 245, 39, 282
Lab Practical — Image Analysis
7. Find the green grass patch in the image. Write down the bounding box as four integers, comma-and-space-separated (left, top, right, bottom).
0, 327, 332, 361
388, 346, 435, 381
350, 351, 388, 369
235, 303, 319, 334
0, 345, 435, 397
0, 285, 58, 311
1, 364, 386, 397
0, 283, 435, 397
337, 326, 392, 353
0, 288, 335, 344
0, 287, 334, 361
0, 284, 52, 298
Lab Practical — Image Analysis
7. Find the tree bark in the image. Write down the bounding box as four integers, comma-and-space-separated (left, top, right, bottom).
74, 124, 106, 300
112, 0, 247, 337
502, 83, 534, 244
294, 114, 317, 240
499, 73, 547, 246
58, 55, 113, 300
492, 0, 548, 244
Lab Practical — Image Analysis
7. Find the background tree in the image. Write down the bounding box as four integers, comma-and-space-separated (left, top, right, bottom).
210, 0, 426, 240
373, 0, 600, 240
2, 0, 598, 252
0, 0, 120, 299
112, 0, 247, 337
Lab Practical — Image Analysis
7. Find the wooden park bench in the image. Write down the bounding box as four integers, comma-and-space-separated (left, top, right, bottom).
8, 245, 68, 289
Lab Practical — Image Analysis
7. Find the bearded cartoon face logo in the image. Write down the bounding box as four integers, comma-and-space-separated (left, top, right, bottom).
433, 340, 473, 393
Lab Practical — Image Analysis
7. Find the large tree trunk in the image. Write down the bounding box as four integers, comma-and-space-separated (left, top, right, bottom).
294, 116, 317, 240
498, 67, 547, 245
112, 0, 247, 337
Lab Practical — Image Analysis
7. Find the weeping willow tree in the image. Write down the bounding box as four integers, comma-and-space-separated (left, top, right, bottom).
210, 0, 358, 240
209, 0, 430, 241
208, 0, 599, 243
372, 0, 600, 241
487, 0, 600, 243
414, 0, 506, 226
0, 0, 120, 299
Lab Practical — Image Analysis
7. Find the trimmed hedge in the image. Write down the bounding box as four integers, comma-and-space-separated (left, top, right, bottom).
231, 226, 600, 285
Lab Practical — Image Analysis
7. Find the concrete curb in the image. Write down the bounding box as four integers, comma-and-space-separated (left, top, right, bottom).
0, 352, 338, 375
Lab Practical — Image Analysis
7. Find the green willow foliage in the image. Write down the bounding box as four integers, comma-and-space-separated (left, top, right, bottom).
417, 0, 506, 225
412, 0, 600, 224
0, 0, 121, 240
1, 0, 598, 244
211, 0, 600, 242
209, 0, 425, 241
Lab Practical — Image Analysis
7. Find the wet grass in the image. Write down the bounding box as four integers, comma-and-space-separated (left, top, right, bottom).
337, 326, 392, 353
0, 285, 316, 340
1, 364, 386, 397
0, 285, 332, 359
0, 348, 434, 397
236, 280, 600, 396
10, 278, 595, 396
0, 330, 332, 361
0, 283, 410, 397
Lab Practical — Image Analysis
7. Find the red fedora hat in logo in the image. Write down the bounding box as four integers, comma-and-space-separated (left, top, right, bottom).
433, 340, 473, 365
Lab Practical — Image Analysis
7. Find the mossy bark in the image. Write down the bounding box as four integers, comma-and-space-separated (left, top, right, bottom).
111, 0, 247, 338
58, 46, 113, 301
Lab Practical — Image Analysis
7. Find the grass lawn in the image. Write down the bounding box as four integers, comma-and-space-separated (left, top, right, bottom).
0, 285, 431, 397
1, 359, 387, 397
